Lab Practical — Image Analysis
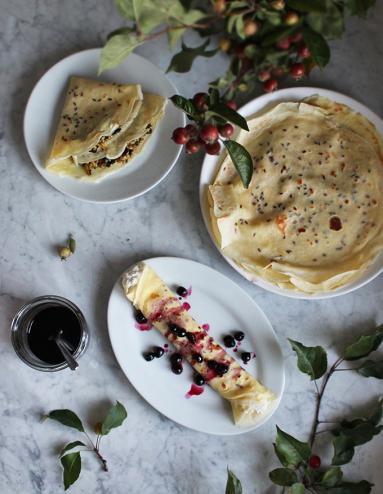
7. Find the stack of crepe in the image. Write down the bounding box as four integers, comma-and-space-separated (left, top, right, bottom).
46, 77, 166, 181
209, 96, 383, 294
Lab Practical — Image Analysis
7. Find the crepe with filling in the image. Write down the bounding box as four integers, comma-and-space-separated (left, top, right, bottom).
122, 262, 276, 426
209, 98, 383, 293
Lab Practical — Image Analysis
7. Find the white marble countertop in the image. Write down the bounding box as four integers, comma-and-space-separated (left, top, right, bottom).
1, 2, 383, 493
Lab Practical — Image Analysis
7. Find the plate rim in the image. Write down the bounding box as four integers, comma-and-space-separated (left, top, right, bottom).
23, 48, 185, 204
199, 86, 383, 300
107, 255, 285, 436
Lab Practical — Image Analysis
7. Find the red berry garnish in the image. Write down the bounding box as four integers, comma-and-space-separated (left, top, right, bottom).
226, 100, 237, 110
205, 141, 221, 155
258, 70, 271, 82
289, 32, 303, 43
185, 124, 198, 138
276, 38, 290, 50
298, 45, 310, 59
199, 124, 219, 144
185, 139, 202, 154
309, 455, 321, 469
290, 63, 305, 79
193, 92, 209, 110
263, 78, 278, 92
172, 127, 189, 145
219, 123, 234, 138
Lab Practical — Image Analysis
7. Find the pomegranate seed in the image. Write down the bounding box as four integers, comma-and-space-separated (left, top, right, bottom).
219, 123, 234, 138
258, 70, 271, 82
226, 100, 237, 110
193, 92, 209, 110
289, 32, 303, 43
298, 45, 310, 59
185, 139, 202, 154
172, 127, 189, 145
263, 78, 278, 92
205, 141, 221, 155
290, 63, 305, 79
309, 455, 321, 469
276, 38, 290, 50
199, 124, 219, 144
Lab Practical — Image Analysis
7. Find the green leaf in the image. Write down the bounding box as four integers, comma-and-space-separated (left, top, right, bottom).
224, 141, 253, 189
234, 15, 246, 40
369, 398, 383, 426
48, 410, 84, 432
286, 0, 326, 12
346, 0, 376, 17
327, 480, 373, 494
262, 25, 300, 46
169, 95, 199, 119
115, 0, 135, 20
269, 468, 298, 486
68, 237, 76, 254
167, 25, 186, 49
99, 30, 144, 74
344, 326, 383, 360
320, 466, 343, 487
288, 339, 328, 380
61, 452, 81, 490
225, 469, 242, 494
302, 27, 330, 68
289, 483, 305, 494
207, 103, 249, 131
274, 426, 311, 468
306, 0, 345, 39
332, 435, 355, 465
334, 419, 383, 446
60, 441, 86, 458
166, 39, 218, 73
357, 359, 383, 378
101, 401, 128, 436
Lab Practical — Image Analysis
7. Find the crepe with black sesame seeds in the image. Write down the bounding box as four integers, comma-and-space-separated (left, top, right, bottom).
209, 99, 383, 293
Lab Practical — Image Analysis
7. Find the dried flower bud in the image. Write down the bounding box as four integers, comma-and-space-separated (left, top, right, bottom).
59, 247, 72, 261
284, 11, 299, 25
94, 422, 102, 435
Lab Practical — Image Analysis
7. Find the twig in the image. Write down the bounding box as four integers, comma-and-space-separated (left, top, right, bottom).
94, 447, 108, 472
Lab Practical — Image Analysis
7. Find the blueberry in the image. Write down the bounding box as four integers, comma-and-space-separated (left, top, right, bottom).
207, 360, 218, 370
241, 352, 251, 363
194, 374, 205, 386
143, 352, 155, 362
186, 332, 196, 344
176, 327, 186, 338
170, 353, 182, 365
172, 364, 183, 375
192, 353, 203, 363
135, 310, 147, 324
234, 331, 245, 341
153, 347, 164, 358
223, 335, 236, 348
216, 363, 229, 376
176, 286, 188, 297
169, 323, 179, 334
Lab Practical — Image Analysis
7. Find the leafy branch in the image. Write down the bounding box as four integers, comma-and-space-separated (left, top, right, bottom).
45, 401, 128, 490
225, 324, 383, 493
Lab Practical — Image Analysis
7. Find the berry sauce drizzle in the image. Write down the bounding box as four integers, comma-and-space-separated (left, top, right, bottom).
185, 384, 204, 399
135, 322, 153, 331
201, 323, 210, 331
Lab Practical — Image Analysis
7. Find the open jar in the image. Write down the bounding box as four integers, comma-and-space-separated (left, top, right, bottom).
11, 295, 89, 371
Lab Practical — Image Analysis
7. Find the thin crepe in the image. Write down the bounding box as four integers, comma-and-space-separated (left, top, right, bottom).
122, 262, 275, 426
209, 98, 383, 293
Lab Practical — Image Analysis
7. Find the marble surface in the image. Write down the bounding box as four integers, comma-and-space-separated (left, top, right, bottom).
1, 1, 383, 493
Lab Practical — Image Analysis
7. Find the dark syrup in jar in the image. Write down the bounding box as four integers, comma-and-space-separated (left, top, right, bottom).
27, 306, 81, 364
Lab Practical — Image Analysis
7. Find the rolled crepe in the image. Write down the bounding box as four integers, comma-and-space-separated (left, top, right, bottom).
122, 262, 275, 426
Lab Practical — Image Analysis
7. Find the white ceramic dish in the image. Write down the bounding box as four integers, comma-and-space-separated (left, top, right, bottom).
200, 87, 383, 300
107, 257, 284, 435
24, 48, 184, 203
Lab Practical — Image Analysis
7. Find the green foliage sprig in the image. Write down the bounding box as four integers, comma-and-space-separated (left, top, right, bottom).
225, 325, 383, 493
45, 401, 128, 490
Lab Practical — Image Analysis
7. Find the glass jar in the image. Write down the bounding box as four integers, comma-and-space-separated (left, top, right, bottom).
11, 295, 89, 372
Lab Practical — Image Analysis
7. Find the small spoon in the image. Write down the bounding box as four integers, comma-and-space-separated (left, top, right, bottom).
50, 330, 79, 371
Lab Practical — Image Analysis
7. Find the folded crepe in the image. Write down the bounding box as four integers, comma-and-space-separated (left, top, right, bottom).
122, 262, 276, 426
46, 76, 166, 181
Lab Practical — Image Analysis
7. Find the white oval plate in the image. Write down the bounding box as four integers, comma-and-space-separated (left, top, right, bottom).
107, 257, 284, 435
24, 48, 184, 203
200, 87, 383, 300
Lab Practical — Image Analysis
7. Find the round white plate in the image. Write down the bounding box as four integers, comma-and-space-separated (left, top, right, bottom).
200, 87, 383, 300
107, 257, 284, 435
24, 48, 184, 203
